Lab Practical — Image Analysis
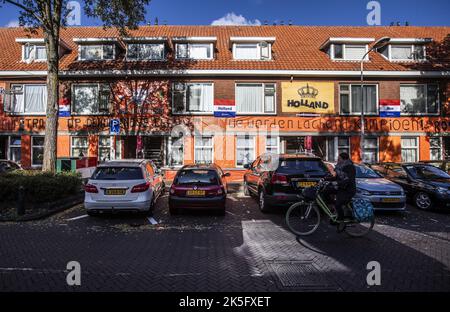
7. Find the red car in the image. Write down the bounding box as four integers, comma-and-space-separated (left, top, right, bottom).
169, 164, 230, 215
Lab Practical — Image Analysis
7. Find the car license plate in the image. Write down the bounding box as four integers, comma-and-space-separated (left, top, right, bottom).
297, 181, 317, 188
105, 189, 126, 196
381, 198, 401, 203
186, 190, 206, 197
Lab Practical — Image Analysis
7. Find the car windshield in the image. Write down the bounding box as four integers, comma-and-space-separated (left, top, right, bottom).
277, 159, 328, 176
356, 165, 381, 178
175, 169, 219, 185
406, 165, 450, 179
91, 167, 144, 180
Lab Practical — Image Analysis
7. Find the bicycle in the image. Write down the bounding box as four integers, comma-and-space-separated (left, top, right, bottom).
285, 180, 375, 237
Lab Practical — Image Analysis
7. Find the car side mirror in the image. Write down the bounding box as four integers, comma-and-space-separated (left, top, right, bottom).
243, 164, 251, 169
223, 172, 231, 178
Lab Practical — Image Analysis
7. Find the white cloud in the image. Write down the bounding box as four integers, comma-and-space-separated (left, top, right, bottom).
5, 20, 20, 27
211, 12, 261, 26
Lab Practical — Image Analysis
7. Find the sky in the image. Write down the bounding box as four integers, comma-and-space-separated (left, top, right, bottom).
1, 0, 449, 28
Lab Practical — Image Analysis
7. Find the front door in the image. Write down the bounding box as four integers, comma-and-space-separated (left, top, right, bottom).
122, 136, 137, 159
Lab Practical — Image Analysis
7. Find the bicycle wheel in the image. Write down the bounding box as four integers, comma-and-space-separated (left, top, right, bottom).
286, 201, 321, 236
344, 215, 375, 237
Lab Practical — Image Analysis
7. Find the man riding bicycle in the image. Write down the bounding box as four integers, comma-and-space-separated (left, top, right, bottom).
326, 152, 356, 223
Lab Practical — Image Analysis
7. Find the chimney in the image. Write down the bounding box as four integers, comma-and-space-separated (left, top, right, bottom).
288, 20, 292, 26
154, 17, 159, 26
405, 21, 409, 26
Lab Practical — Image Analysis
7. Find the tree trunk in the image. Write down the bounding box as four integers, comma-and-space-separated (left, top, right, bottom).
42, 32, 59, 173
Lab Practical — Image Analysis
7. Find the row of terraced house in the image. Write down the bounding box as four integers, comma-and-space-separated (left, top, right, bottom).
0, 25, 449, 181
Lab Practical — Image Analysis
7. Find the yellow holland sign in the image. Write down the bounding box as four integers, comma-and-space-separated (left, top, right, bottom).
282, 82, 335, 114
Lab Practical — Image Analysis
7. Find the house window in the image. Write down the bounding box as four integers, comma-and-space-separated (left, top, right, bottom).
266, 136, 279, 154
362, 137, 378, 163
175, 43, 213, 60
168, 135, 184, 166
71, 136, 89, 157
332, 44, 367, 61
430, 137, 442, 160
400, 84, 438, 115
98, 136, 112, 162
79, 44, 115, 61
387, 44, 426, 61
235, 83, 276, 114
72, 84, 110, 114
401, 137, 419, 163
31, 136, 44, 166
126, 43, 165, 60
236, 135, 255, 167
23, 45, 47, 61
172, 82, 214, 114
327, 137, 350, 162
194, 136, 213, 164
233, 43, 271, 60
9, 136, 21, 163
5, 84, 47, 114
339, 84, 378, 114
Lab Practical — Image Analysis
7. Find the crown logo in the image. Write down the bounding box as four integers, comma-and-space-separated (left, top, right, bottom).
297, 84, 319, 98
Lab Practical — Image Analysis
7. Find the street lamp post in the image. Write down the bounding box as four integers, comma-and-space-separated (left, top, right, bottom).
360, 37, 391, 163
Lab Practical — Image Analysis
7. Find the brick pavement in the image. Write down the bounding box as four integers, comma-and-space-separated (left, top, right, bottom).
0, 189, 449, 291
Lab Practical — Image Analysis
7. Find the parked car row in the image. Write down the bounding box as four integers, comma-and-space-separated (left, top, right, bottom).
84, 160, 230, 216
81, 156, 450, 216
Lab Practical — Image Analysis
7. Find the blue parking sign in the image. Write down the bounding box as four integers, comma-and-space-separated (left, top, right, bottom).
110, 119, 120, 135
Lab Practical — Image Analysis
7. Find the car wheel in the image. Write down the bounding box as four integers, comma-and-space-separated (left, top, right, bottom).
169, 205, 178, 215
258, 190, 271, 213
414, 192, 433, 210
243, 181, 250, 196
87, 210, 98, 217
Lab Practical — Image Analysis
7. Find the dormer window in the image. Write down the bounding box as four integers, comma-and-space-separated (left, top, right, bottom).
173, 37, 216, 60
321, 38, 374, 61
15, 38, 50, 63
123, 37, 167, 61
378, 39, 429, 61
230, 37, 275, 61
73, 38, 118, 61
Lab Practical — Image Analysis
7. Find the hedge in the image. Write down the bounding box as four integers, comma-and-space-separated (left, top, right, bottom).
0, 170, 82, 203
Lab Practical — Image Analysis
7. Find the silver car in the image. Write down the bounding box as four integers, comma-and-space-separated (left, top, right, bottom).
84, 159, 165, 215
354, 164, 406, 211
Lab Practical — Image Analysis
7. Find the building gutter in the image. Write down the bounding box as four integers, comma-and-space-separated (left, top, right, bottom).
1, 69, 449, 78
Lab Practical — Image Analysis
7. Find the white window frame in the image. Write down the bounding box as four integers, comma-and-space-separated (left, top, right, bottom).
98, 135, 113, 162
71, 136, 89, 158
400, 83, 439, 116
362, 137, 379, 163
126, 43, 165, 61
194, 136, 214, 164
168, 135, 184, 167
7, 84, 47, 115
339, 84, 379, 115
401, 137, 419, 163
232, 42, 272, 60
265, 135, 280, 154
8, 135, 21, 163
71, 83, 110, 115
234, 82, 277, 115
78, 44, 116, 61
31, 136, 44, 167
429, 137, 443, 161
22, 44, 47, 62
236, 135, 255, 167
383, 44, 427, 62
175, 43, 214, 60
331, 44, 369, 61
171, 82, 214, 115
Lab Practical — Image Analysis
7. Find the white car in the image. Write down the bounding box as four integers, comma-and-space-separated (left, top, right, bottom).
84, 159, 165, 215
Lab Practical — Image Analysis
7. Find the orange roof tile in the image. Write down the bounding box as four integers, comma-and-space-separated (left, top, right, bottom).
0, 25, 448, 73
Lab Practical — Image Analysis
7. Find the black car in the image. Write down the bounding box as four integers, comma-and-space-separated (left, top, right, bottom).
0, 160, 22, 173
374, 163, 450, 210
243, 153, 331, 212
